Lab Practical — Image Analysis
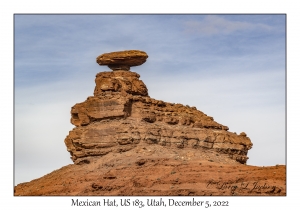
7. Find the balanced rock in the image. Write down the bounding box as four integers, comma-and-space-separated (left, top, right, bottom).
96, 50, 148, 71
65, 50, 253, 165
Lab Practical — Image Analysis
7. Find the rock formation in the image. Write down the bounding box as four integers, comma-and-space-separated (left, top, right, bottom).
15, 50, 286, 196
64, 50, 252, 165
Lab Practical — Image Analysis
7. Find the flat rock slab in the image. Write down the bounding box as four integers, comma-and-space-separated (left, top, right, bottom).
96, 50, 148, 71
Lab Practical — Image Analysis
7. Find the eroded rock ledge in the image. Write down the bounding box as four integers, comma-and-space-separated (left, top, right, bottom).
64, 50, 252, 165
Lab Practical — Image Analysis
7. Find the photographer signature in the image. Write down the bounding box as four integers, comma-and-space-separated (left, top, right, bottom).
206, 179, 276, 193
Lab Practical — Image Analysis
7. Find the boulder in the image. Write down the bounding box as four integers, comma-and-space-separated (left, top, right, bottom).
96, 50, 148, 71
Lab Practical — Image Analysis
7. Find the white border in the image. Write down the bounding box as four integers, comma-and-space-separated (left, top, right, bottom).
2, 1, 298, 209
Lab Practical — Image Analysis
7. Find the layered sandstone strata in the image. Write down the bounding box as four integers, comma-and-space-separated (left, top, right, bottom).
65, 50, 252, 165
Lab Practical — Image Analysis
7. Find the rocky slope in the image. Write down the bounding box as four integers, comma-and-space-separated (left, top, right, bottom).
14, 144, 286, 196
14, 50, 285, 196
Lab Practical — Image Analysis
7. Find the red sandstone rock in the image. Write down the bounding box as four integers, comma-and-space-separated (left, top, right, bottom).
14, 146, 286, 196
96, 50, 148, 71
93, 71, 148, 96
65, 64, 252, 165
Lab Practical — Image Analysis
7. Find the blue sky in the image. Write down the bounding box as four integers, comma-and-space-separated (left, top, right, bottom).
14, 14, 285, 184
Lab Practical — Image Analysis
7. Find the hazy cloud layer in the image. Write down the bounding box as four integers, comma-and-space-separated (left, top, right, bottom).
184, 15, 273, 35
